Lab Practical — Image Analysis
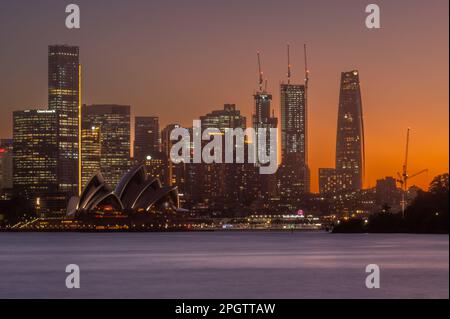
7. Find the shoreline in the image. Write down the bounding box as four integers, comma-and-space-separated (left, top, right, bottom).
0, 228, 326, 233
1, 229, 448, 234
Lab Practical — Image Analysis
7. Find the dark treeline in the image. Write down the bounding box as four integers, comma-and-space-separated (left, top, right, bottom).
333, 173, 449, 234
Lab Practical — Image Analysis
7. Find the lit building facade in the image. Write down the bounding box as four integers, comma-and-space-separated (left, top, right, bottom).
48, 45, 80, 196
318, 168, 339, 196
279, 84, 310, 195
143, 156, 167, 183
82, 104, 130, 186
81, 126, 101, 188
335, 70, 365, 191
134, 116, 160, 162
280, 84, 307, 160
13, 110, 58, 197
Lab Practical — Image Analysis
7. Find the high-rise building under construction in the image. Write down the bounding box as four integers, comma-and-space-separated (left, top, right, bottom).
278, 45, 310, 196
253, 53, 278, 198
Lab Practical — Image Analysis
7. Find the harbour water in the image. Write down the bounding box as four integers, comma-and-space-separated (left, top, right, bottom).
0, 231, 448, 298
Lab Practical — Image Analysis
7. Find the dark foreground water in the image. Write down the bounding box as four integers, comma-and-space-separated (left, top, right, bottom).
0, 232, 448, 299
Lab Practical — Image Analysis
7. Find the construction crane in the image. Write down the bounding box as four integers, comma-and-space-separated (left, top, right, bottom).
396, 128, 428, 216
257, 51, 264, 92
304, 44, 309, 95
287, 43, 292, 84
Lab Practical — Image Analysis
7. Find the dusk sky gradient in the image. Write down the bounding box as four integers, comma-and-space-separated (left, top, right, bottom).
0, 0, 448, 192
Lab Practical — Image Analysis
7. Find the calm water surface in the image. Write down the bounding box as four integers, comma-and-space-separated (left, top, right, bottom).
0, 232, 448, 298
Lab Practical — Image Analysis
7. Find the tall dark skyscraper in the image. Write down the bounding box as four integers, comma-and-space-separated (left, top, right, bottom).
162, 123, 181, 159
253, 90, 277, 198
134, 116, 160, 162
253, 53, 278, 164
82, 104, 130, 186
335, 70, 365, 191
13, 109, 58, 197
161, 123, 185, 189
253, 92, 277, 157
48, 45, 80, 196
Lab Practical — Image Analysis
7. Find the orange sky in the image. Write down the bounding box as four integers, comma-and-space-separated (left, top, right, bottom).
0, 0, 448, 192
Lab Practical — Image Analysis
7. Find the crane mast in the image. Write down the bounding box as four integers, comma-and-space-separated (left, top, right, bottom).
304, 43, 309, 166
304, 44, 309, 98
397, 128, 428, 216
257, 52, 264, 92
287, 43, 291, 84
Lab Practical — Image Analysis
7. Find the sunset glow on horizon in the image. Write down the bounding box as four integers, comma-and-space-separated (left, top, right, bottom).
0, 0, 448, 192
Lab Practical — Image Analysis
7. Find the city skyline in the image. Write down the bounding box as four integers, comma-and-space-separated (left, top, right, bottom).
0, 1, 448, 303
0, 0, 448, 192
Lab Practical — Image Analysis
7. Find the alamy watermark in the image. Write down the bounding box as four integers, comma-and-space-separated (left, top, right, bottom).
65, 264, 80, 289
65, 4, 80, 29
365, 4, 381, 29
169, 120, 278, 175
365, 264, 380, 289
64, 4, 381, 31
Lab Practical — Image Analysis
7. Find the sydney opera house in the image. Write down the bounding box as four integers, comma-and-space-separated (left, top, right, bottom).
67, 165, 180, 217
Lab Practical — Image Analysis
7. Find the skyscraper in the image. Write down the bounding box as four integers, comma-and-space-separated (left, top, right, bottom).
253, 92, 277, 160
162, 124, 181, 159
335, 70, 365, 191
253, 53, 278, 166
278, 46, 310, 196
48, 45, 80, 196
81, 126, 101, 188
82, 104, 130, 186
191, 104, 252, 210
161, 123, 185, 189
280, 84, 307, 160
13, 110, 58, 197
253, 89, 277, 198
134, 116, 160, 162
